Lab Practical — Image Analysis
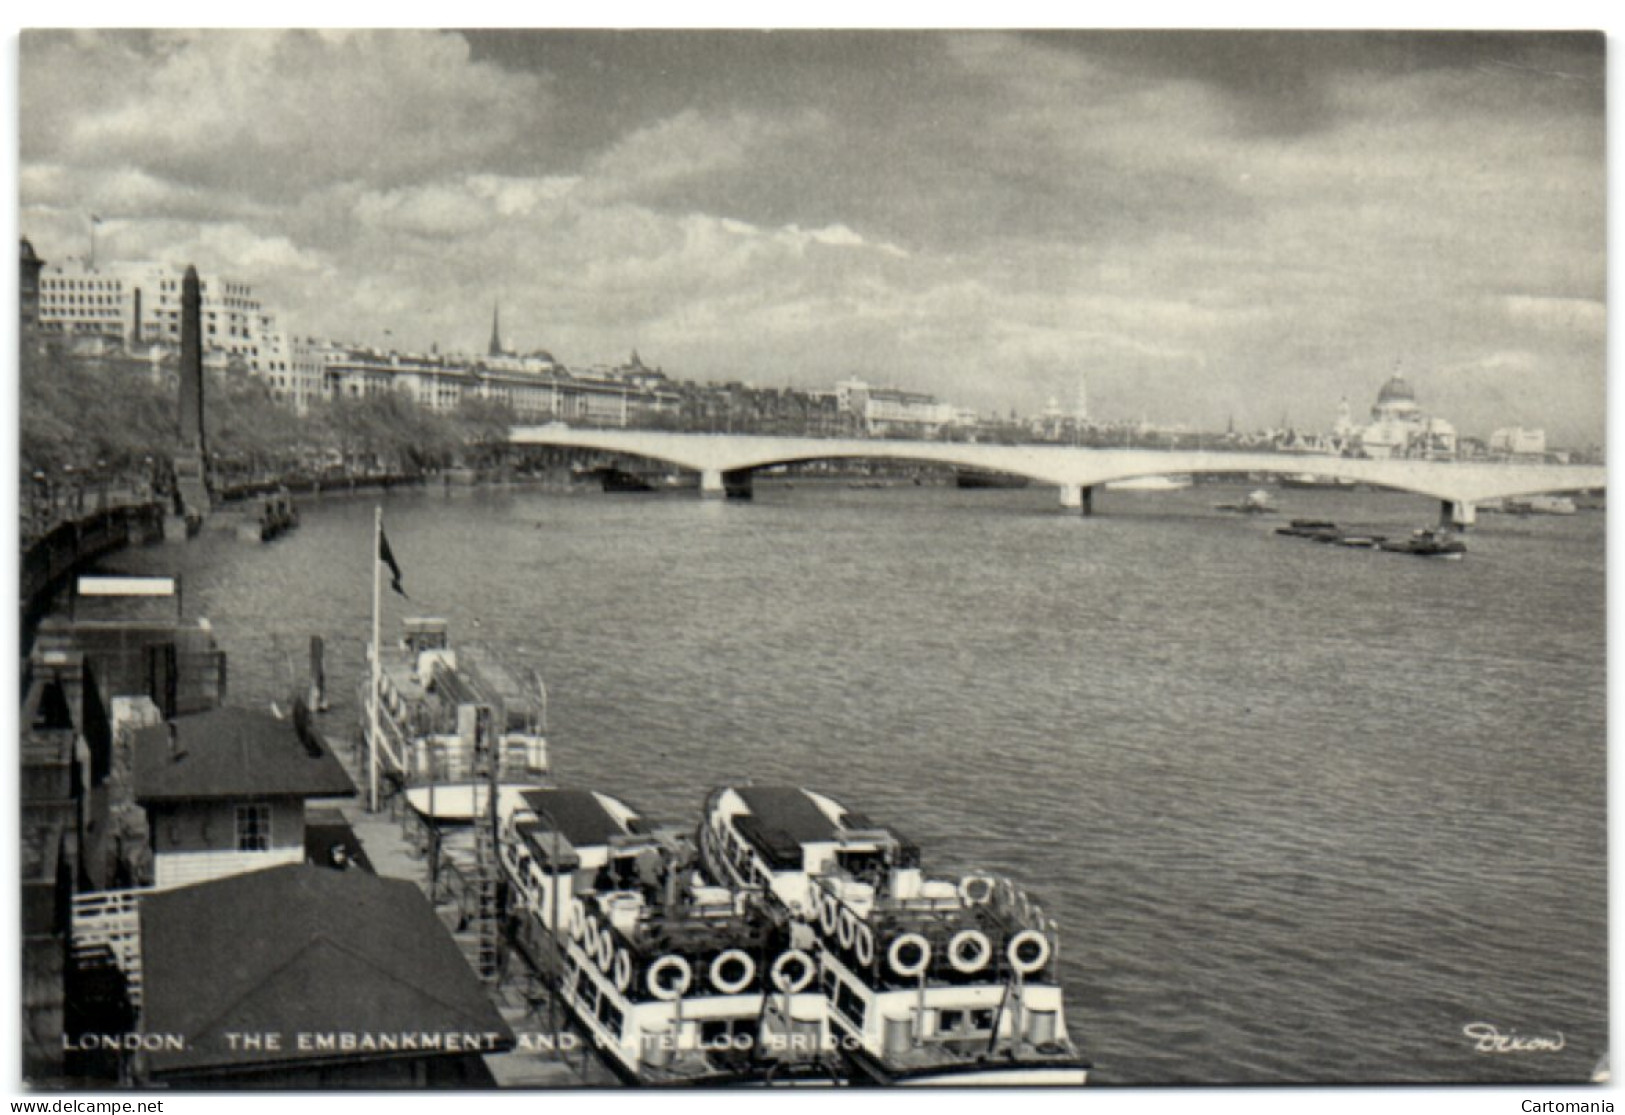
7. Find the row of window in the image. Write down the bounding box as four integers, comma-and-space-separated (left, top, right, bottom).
822, 967, 869, 1029
564, 955, 625, 1039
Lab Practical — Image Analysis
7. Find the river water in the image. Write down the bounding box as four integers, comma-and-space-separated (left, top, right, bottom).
95, 480, 1607, 1085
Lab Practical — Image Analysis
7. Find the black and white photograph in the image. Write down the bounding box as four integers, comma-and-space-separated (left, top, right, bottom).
6, 23, 1609, 1100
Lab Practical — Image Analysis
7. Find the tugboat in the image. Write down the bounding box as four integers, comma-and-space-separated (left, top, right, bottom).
1274, 519, 1340, 540
1214, 489, 1276, 514
364, 617, 551, 823
699, 786, 1090, 1085
1377, 527, 1467, 560
495, 788, 840, 1085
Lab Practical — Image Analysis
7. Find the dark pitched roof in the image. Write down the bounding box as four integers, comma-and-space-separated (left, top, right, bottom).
133, 707, 355, 804
736, 786, 840, 844
517, 788, 638, 848
139, 864, 512, 1076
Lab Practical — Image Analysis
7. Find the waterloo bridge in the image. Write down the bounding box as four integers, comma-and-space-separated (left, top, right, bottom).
510, 425, 1606, 528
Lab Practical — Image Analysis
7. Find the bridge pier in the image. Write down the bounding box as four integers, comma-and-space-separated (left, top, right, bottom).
1058, 484, 1094, 516
1440, 499, 1477, 530
700, 468, 753, 500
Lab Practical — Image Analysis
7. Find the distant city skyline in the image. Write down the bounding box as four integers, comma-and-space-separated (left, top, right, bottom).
18, 30, 1605, 444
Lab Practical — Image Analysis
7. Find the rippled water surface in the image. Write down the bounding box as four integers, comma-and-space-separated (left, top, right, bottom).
100, 481, 1607, 1084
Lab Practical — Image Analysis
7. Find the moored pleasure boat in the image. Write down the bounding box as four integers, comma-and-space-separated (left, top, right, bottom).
497, 788, 841, 1085
699, 786, 1090, 1086
363, 617, 551, 822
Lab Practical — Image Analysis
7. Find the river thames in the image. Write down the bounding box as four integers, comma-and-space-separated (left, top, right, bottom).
95, 480, 1607, 1086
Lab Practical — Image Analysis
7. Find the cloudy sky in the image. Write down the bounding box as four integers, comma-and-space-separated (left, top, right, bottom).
18, 29, 1606, 443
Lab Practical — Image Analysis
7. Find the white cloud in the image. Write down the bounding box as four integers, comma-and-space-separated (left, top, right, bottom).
24, 31, 550, 199
1501, 295, 1606, 335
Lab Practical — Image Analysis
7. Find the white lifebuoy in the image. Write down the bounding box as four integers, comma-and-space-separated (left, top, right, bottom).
596, 929, 617, 973
569, 899, 588, 941
819, 891, 840, 937
613, 949, 633, 994
710, 949, 756, 995
647, 955, 692, 1001
854, 923, 876, 969
888, 933, 931, 979
997, 878, 1017, 908
585, 923, 611, 968
948, 929, 993, 974
1008, 929, 1051, 975
959, 875, 996, 906
837, 907, 858, 951
770, 950, 816, 994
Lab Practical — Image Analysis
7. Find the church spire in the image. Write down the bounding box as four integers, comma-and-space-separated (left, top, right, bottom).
488, 302, 503, 357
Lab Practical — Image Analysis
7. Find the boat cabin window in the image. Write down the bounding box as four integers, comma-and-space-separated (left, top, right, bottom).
830, 979, 868, 1028
577, 971, 601, 1014
596, 997, 624, 1039
835, 849, 889, 888
970, 1009, 995, 1032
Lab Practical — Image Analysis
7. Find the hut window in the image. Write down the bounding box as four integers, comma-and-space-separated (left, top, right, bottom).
236, 804, 271, 852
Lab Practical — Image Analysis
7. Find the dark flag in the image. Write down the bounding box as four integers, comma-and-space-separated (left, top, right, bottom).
379, 529, 407, 598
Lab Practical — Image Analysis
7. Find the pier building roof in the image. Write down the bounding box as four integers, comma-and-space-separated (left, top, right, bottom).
139, 864, 513, 1078
132, 706, 355, 804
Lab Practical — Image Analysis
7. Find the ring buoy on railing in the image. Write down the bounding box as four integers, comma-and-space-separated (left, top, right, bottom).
648, 955, 693, 1001
959, 875, 996, 906
819, 891, 840, 937
888, 933, 932, 979
587, 921, 609, 969
612, 949, 634, 994
597, 929, 617, 973
854, 923, 876, 969
997, 878, 1017, 908
771, 949, 816, 994
1008, 929, 1051, 975
569, 899, 588, 941
710, 949, 757, 995
948, 929, 993, 974
837, 907, 858, 951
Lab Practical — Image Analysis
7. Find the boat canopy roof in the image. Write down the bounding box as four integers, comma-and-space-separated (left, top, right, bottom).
518, 788, 646, 849
736, 786, 841, 844
733, 785, 921, 867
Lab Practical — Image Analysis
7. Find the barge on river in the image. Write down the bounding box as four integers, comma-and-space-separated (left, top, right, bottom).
699, 786, 1090, 1085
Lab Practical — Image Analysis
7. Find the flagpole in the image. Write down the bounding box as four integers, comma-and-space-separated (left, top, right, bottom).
369, 505, 383, 812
